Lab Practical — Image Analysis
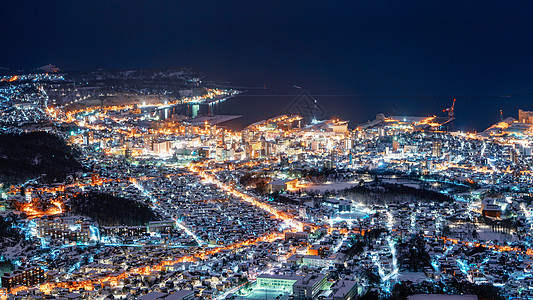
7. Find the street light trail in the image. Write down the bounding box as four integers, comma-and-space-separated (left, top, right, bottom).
189, 162, 305, 231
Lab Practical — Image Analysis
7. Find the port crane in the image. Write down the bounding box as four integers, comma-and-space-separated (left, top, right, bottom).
439, 98, 456, 129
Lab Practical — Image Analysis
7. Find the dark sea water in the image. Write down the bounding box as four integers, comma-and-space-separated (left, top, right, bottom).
188, 86, 529, 132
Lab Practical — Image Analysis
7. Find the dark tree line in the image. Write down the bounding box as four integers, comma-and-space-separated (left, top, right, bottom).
0, 214, 24, 251
239, 173, 270, 194
386, 280, 504, 300
0, 214, 22, 240
340, 183, 453, 205
0, 132, 83, 184
396, 234, 431, 272
343, 229, 386, 258
69, 192, 160, 226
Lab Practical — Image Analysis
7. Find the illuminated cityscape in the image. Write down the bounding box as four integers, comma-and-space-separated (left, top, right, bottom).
3, 1, 533, 300
0, 67, 532, 300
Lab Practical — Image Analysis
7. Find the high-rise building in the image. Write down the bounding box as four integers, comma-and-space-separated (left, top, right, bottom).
331, 151, 337, 167
432, 141, 442, 157
518, 109, 533, 123
392, 139, 399, 152
153, 141, 171, 155
1, 266, 45, 289
342, 138, 353, 150
510, 147, 519, 163
144, 135, 154, 151
36, 218, 90, 243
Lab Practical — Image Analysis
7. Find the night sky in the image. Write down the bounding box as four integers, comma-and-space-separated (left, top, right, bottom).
2, 1, 533, 130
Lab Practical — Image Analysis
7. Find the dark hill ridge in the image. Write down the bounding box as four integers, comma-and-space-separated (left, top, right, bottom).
0, 132, 82, 184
